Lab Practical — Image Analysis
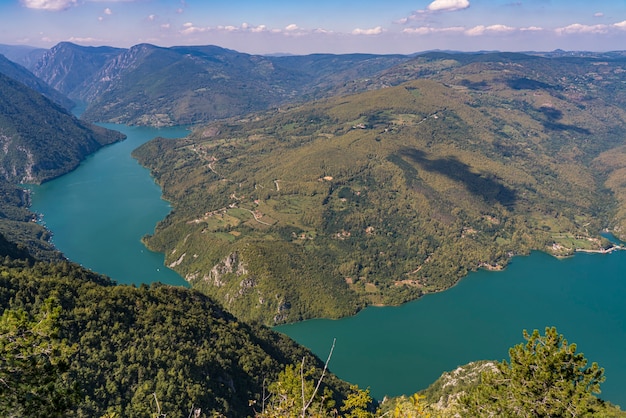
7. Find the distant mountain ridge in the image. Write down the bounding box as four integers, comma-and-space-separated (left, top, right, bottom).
0, 44, 46, 68
23, 42, 409, 126
0, 53, 73, 110
30, 41, 124, 100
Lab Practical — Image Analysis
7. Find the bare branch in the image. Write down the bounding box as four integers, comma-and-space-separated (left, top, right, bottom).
302, 338, 336, 417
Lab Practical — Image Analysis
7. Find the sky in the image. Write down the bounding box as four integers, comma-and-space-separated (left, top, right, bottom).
1, 0, 626, 55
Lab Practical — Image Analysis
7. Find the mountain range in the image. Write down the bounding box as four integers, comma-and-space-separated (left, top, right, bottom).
25, 42, 408, 126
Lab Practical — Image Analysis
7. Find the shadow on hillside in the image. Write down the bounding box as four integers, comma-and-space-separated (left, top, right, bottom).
537, 105, 591, 134
459, 79, 491, 91
507, 77, 560, 91
398, 148, 517, 207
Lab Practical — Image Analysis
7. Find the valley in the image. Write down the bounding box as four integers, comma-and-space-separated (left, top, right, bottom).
2, 40, 626, 416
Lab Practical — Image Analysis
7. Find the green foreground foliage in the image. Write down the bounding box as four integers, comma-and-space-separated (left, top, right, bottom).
458, 327, 611, 417
0, 236, 623, 417
0, 298, 78, 417
257, 328, 624, 418
0, 253, 350, 417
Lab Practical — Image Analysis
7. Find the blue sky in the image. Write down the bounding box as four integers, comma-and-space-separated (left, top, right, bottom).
1, 0, 626, 54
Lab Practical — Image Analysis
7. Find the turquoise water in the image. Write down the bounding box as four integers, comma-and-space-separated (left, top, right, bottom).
277, 250, 626, 407
28, 123, 189, 286
27, 123, 626, 407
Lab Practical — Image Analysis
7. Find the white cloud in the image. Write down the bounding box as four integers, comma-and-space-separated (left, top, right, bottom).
352, 26, 384, 35
104, 7, 112, 15
68, 36, 101, 43
180, 22, 211, 35
180, 22, 276, 36
397, 0, 467, 27
394, 10, 426, 25
594, 12, 604, 18
427, 0, 470, 12
485, 24, 515, 33
20, 0, 77, 11
613, 21, 626, 29
555, 23, 609, 35
466, 24, 515, 36
251, 25, 268, 33
148, 14, 157, 21
520, 26, 543, 32
285, 24, 299, 32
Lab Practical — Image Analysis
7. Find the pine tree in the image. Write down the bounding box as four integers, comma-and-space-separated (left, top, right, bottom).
459, 327, 605, 417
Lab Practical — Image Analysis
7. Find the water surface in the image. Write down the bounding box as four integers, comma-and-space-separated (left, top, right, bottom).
277, 250, 626, 407
28, 123, 188, 286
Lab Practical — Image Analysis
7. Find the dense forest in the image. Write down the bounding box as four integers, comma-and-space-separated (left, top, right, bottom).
0, 245, 355, 417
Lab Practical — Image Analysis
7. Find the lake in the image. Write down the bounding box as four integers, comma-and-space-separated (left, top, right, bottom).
28, 123, 626, 408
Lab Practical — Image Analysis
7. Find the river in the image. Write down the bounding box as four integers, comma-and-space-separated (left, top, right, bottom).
28, 123, 626, 408
28, 123, 188, 287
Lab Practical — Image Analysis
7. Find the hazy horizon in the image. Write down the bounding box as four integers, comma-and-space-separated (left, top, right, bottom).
1, 0, 626, 55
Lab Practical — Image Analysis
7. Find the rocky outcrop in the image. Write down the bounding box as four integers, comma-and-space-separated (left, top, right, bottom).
205, 252, 249, 287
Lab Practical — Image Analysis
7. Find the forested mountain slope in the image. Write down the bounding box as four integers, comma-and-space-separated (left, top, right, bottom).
0, 72, 124, 184
134, 52, 626, 325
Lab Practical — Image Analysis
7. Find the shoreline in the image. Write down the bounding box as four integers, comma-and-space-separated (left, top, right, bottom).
575, 245, 625, 254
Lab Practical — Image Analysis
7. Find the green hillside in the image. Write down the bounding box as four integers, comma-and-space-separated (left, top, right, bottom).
134, 53, 626, 325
